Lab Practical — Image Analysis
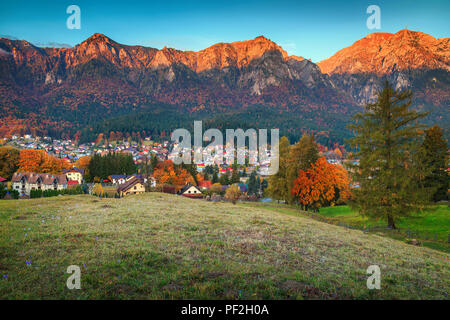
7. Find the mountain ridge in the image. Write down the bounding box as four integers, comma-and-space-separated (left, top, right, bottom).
318, 29, 450, 75
0, 30, 448, 141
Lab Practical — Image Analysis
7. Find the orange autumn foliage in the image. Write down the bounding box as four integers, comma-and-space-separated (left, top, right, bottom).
196, 173, 204, 182
291, 157, 351, 209
333, 164, 352, 203
75, 156, 91, 170
153, 160, 193, 186
18, 149, 64, 174
58, 158, 72, 171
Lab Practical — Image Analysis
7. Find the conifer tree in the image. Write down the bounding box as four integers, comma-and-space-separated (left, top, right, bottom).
420, 125, 449, 202
230, 164, 241, 184
248, 171, 257, 195
348, 81, 430, 229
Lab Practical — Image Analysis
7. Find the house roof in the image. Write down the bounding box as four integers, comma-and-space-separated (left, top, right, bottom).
0, 176, 6, 182
110, 175, 127, 180
67, 180, 79, 185
117, 176, 143, 193
11, 172, 67, 185
198, 180, 212, 188
63, 167, 85, 175
180, 183, 202, 195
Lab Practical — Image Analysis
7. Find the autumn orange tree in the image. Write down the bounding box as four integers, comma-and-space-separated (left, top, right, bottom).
291, 157, 351, 211
0, 146, 20, 179
75, 156, 91, 170
18, 149, 63, 174
75, 155, 91, 179
333, 164, 352, 204
153, 160, 194, 186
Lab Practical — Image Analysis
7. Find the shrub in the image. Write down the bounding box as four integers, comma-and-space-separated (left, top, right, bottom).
225, 185, 242, 204
30, 189, 43, 198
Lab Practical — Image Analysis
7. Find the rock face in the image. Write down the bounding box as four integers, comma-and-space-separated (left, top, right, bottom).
0, 30, 448, 137
318, 29, 450, 105
0, 33, 332, 94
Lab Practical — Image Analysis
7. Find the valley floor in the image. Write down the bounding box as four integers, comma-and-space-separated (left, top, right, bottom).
0, 194, 448, 299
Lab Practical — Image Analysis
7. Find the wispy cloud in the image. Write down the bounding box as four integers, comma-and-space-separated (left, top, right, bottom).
0, 34, 19, 40
0, 48, 12, 56
33, 42, 72, 48
280, 42, 297, 55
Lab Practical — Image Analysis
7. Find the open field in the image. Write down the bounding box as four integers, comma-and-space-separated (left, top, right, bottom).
319, 205, 450, 236
243, 202, 450, 253
0, 194, 449, 299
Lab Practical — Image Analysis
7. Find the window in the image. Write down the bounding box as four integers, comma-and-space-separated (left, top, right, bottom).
134, 186, 137, 190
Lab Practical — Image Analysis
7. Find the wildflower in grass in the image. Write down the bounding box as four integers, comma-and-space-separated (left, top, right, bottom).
117, 259, 121, 263
3, 274, 6, 279
26, 260, 31, 266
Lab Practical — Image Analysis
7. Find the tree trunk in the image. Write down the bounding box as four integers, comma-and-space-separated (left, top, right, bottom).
387, 215, 396, 229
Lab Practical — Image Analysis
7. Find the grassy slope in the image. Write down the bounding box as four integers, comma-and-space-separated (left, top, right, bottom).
319, 205, 450, 237
0, 194, 449, 299
243, 203, 450, 253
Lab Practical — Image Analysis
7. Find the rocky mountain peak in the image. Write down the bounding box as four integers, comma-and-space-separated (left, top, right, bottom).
318, 29, 449, 75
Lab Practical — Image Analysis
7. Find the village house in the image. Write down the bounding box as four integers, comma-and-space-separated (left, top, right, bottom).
11, 172, 67, 196
117, 176, 145, 197
63, 167, 85, 184
179, 183, 203, 198
109, 175, 128, 185
0, 176, 6, 185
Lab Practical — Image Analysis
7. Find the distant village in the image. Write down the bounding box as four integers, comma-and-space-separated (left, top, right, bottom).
0, 134, 349, 200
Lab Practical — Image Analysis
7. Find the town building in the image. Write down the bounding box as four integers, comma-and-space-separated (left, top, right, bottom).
63, 167, 85, 184
11, 172, 67, 196
117, 176, 145, 197
179, 183, 203, 198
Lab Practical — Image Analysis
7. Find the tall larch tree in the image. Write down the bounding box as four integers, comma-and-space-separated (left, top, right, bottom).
348, 81, 430, 229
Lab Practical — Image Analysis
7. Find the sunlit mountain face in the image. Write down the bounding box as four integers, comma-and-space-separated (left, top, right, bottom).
0, 29, 448, 143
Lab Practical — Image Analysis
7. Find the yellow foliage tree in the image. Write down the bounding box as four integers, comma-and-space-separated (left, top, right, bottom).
92, 183, 104, 197
225, 185, 241, 204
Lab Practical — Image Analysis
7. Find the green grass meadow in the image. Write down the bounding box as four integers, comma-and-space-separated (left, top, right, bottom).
0, 194, 449, 299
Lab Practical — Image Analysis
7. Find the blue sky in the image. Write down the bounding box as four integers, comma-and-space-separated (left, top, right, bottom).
0, 0, 449, 62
